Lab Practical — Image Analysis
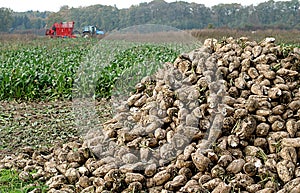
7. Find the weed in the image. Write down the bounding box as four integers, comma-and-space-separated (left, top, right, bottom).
257, 148, 268, 162
0, 169, 47, 193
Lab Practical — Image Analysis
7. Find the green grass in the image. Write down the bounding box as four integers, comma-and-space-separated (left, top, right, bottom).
0, 169, 47, 193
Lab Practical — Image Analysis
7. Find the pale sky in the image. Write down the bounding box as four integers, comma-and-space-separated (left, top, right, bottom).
0, 0, 278, 12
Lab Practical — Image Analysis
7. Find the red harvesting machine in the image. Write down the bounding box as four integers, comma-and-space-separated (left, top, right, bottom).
45, 21, 77, 38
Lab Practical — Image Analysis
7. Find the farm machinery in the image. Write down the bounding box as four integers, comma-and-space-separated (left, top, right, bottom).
82, 25, 105, 38
45, 22, 105, 38
45, 21, 78, 38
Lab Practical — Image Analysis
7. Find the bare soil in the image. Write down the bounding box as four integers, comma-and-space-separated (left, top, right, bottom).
0, 99, 112, 159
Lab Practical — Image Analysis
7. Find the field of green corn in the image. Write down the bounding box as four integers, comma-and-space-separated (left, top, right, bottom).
0, 31, 299, 192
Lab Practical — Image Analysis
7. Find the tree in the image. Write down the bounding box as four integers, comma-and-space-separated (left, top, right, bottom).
211, 3, 244, 28
0, 8, 13, 32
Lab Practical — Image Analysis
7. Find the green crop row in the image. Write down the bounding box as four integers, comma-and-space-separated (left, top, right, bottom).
74, 41, 182, 99
0, 38, 195, 101
0, 38, 90, 100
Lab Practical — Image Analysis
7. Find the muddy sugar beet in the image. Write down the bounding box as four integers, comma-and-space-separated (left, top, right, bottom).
0, 37, 300, 193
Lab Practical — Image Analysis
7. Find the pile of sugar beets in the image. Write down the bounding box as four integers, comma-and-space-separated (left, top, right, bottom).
1, 37, 300, 193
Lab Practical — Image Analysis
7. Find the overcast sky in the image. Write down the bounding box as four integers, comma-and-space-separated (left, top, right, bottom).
0, 0, 280, 12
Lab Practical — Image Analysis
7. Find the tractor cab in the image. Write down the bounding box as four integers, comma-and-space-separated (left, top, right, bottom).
82, 25, 105, 37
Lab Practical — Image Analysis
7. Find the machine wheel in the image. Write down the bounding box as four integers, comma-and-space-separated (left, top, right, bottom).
82, 32, 92, 38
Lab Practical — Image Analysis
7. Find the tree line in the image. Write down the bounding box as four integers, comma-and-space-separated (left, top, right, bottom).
0, 8, 51, 32
0, 0, 299, 33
